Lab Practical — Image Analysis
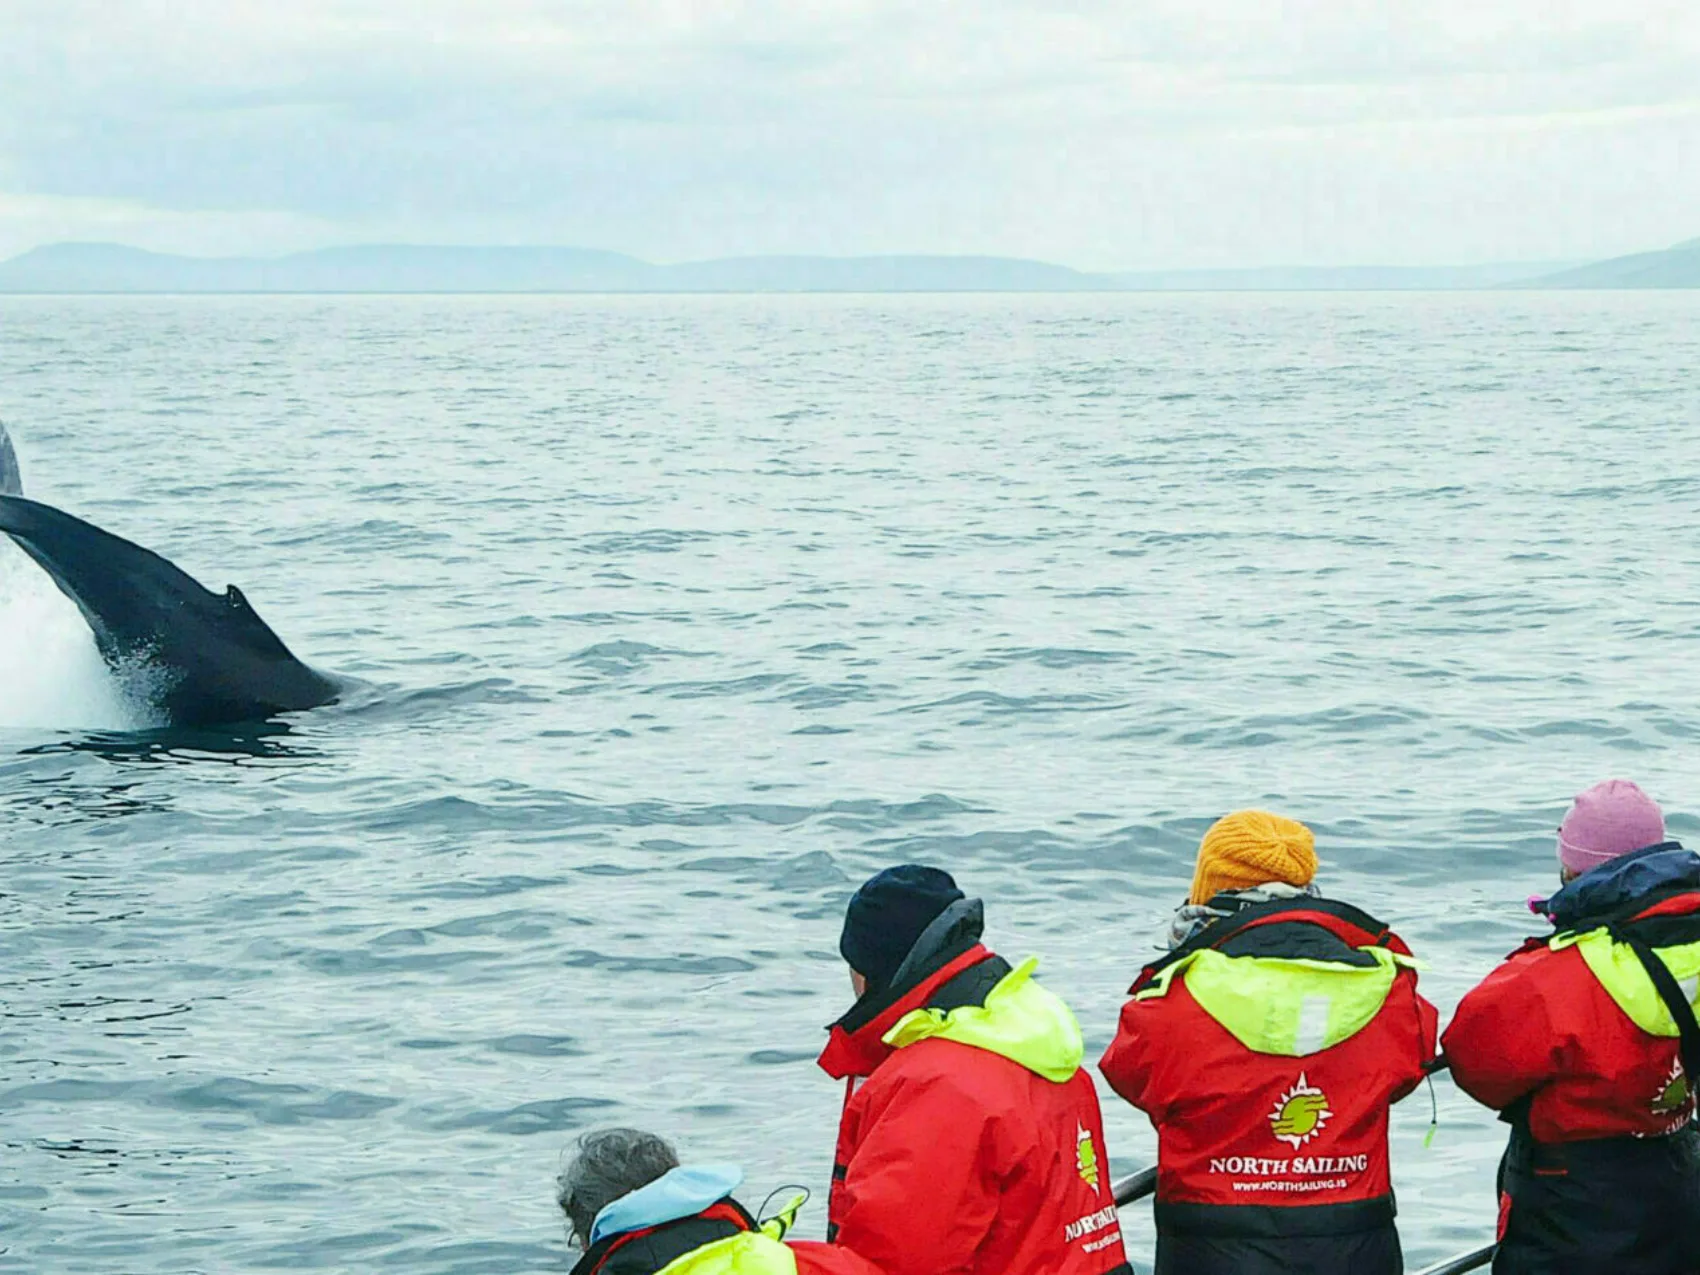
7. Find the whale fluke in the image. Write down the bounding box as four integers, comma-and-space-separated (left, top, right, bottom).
0, 422, 19, 496
0, 494, 339, 725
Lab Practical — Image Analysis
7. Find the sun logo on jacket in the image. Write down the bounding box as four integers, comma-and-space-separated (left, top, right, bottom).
1650, 1056, 1691, 1116
1270, 1074, 1333, 1149
1075, 1123, 1101, 1191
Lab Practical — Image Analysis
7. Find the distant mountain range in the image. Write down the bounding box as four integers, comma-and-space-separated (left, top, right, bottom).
1106, 263, 1570, 290
1509, 238, 1700, 289
0, 238, 1693, 294
0, 244, 1104, 294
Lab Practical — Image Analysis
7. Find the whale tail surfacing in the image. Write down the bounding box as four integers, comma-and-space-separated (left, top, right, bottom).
0, 492, 340, 726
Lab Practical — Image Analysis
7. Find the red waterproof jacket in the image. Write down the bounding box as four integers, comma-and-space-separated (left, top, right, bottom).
1442, 847, 1700, 1273
1444, 890, 1700, 1143
1099, 899, 1436, 1235
810, 901, 1130, 1275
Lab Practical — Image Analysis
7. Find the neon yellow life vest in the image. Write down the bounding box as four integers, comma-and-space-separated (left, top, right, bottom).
1135, 945, 1417, 1056
882, 957, 1086, 1082
655, 1232, 797, 1275
1550, 926, 1700, 1039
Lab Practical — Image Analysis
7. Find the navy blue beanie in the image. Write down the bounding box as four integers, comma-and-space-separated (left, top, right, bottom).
839, 865, 965, 992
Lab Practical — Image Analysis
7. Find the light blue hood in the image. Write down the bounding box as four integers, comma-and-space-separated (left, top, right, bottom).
588, 1164, 744, 1247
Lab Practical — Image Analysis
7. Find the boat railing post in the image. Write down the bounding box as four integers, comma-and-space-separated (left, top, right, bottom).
1110, 1168, 1157, 1208
1412, 1245, 1496, 1275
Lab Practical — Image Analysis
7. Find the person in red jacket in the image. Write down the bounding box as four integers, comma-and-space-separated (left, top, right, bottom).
800, 864, 1130, 1275
1443, 780, 1700, 1275
1099, 811, 1437, 1275
557, 1127, 879, 1275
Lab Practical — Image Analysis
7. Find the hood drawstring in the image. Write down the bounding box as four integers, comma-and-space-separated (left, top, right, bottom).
1423, 1072, 1439, 1149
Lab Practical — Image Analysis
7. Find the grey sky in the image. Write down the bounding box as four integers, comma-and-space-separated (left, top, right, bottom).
1, 0, 1696, 266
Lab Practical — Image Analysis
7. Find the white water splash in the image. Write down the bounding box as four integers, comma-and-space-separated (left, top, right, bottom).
0, 538, 143, 730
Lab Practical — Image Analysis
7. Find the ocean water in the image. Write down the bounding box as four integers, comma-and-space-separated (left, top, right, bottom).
2, 291, 1699, 1273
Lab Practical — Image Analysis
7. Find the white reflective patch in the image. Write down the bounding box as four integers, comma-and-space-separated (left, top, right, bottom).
1685, 976, 1699, 1010
1296, 995, 1332, 1055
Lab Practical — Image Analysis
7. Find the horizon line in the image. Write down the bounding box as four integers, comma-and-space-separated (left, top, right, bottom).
0, 240, 1582, 276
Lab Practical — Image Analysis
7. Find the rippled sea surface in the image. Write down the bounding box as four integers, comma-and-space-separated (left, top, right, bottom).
2, 292, 1699, 1273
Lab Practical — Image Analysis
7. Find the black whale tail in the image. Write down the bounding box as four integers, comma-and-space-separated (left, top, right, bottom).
0, 493, 339, 726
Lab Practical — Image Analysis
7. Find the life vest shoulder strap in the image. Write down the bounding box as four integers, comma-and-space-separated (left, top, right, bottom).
1612, 924, 1700, 1089
1543, 901, 1700, 1060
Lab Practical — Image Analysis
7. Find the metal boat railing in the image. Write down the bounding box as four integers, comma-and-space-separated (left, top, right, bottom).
1110, 1169, 1494, 1274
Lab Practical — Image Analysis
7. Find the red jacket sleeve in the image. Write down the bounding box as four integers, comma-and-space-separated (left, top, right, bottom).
1388, 976, 1441, 1103
1098, 994, 1170, 1120
1442, 951, 1565, 1113
828, 1069, 1001, 1275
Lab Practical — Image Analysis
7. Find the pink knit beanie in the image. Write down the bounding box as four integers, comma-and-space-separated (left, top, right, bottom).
1557, 779, 1666, 875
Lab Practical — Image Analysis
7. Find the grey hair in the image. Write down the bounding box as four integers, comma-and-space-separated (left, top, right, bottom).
556, 1128, 680, 1247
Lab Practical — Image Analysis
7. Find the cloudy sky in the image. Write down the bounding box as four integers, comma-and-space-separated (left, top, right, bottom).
1, 0, 1696, 267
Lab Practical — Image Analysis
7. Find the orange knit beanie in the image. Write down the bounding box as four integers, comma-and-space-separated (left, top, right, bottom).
1189, 810, 1318, 905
